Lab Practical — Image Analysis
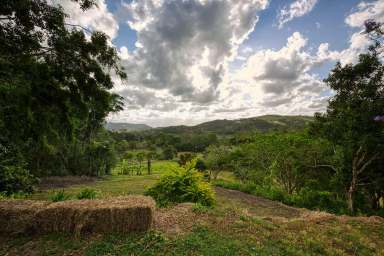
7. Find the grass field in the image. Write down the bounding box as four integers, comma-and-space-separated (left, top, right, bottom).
1, 160, 384, 256
28, 161, 178, 200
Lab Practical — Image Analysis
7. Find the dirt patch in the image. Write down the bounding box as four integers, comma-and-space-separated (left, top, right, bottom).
153, 203, 201, 236
215, 187, 384, 225
38, 176, 101, 190
215, 187, 305, 220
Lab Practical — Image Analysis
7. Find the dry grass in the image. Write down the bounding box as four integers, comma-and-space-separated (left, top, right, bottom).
153, 203, 199, 236
0, 200, 51, 235
0, 196, 155, 236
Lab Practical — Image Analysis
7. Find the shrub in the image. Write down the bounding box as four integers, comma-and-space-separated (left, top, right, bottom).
195, 158, 207, 172
292, 188, 347, 214
50, 190, 71, 202
0, 165, 37, 196
77, 188, 98, 199
146, 159, 215, 207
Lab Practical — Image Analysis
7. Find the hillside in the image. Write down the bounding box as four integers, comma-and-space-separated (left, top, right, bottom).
105, 122, 152, 132
2, 166, 382, 255
155, 115, 313, 134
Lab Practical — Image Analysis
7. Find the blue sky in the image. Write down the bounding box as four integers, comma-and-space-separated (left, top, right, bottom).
62, 0, 383, 126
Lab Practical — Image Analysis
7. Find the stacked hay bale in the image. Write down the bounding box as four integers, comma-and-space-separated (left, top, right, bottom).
0, 195, 155, 235
0, 200, 51, 234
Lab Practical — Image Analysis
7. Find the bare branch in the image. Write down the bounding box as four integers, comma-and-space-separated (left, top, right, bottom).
64, 23, 93, 34
357, 152, 380, 175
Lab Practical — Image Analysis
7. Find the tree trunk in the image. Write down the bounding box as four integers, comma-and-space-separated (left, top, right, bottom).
347, 175, 356, 214
347, 147, 378, 215
147, 159, 151, 175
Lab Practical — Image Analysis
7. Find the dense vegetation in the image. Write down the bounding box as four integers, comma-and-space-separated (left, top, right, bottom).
0, 0, 383, 219
0, 0, 125, 194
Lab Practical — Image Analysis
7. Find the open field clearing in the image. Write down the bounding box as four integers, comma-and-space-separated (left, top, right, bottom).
1, 162, 383, 256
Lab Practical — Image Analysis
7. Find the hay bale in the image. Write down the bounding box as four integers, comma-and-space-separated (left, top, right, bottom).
0, 200, 51, 234
35, 196, 155, 235
0, 196, 155, 235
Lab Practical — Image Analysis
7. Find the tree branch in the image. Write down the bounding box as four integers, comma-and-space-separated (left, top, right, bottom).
309, 164, 337, 172
357, 152, 379, 175
64, 23, 93, 34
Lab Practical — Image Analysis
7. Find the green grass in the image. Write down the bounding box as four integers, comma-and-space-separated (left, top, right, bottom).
29, 160, 178, 200
1, 160, 384, 255
2, 221, 383, 256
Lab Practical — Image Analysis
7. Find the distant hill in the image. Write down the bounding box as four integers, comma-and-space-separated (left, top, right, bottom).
155, 115, 313, 135
105, 122, 152, 132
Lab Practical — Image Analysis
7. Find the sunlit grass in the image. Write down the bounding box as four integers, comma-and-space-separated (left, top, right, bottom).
29, 160, 178, 200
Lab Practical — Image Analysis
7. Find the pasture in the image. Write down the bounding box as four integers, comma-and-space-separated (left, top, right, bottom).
1, 160, 383, 256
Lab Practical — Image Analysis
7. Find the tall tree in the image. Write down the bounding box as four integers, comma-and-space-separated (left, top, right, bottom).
311, 52, 384, 214
0, 0, 126, 187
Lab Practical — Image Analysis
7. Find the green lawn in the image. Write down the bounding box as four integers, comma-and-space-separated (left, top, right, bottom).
1, 160, 384, 255
28, 160, 178, 200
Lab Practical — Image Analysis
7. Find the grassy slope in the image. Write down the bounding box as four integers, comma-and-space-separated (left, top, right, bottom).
1, 163, 384, 256
153, 115, 313, 135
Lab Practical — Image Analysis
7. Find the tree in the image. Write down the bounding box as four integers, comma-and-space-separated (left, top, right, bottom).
178, 153, 195, 166
162, 146, 176, 160
145, 150, 156, 175
205, 145, 231, 180
311, 52, 384, 214
0, 0, 126, 189
229, 132, 340, 194
136, 152, 145, 175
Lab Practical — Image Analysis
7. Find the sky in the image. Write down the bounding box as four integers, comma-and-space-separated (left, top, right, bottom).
57, 0, 384, 127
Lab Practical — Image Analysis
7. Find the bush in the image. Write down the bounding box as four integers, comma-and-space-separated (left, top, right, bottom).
195, 158, 207, 172
146, 159, 215, 207
292, 188, 347, 214
77, 188, 98, 199
214, 180, 348, 215
50, 190, 71, 202
0, 165, 37, 196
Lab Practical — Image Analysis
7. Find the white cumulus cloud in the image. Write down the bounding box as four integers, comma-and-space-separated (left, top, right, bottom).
118, 0, 269, 104
277, 0, 318, 29
51, 0, 119, 39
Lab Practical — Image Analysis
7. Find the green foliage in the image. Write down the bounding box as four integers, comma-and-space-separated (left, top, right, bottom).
146, 159, 215, 207
311, 50, 384, 214
0, 0, 125, 184
214, 180, 348, 214
195, 158, 207, 172
0, 165, 37, 196
226, 132, 341, 194
162, 146, 176, 160
178, 152, 195, 166
205, 145, 232, 180
50, 190, 71, 202
0, 145, 37, 195
291, 188, 347, 214
76, 188, 98, 200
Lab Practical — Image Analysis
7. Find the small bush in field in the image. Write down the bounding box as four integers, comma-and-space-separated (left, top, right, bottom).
0, 165, 37, 196
146, 159, 215, 207
77, 188, 98, 199
50, 190, 71, 202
